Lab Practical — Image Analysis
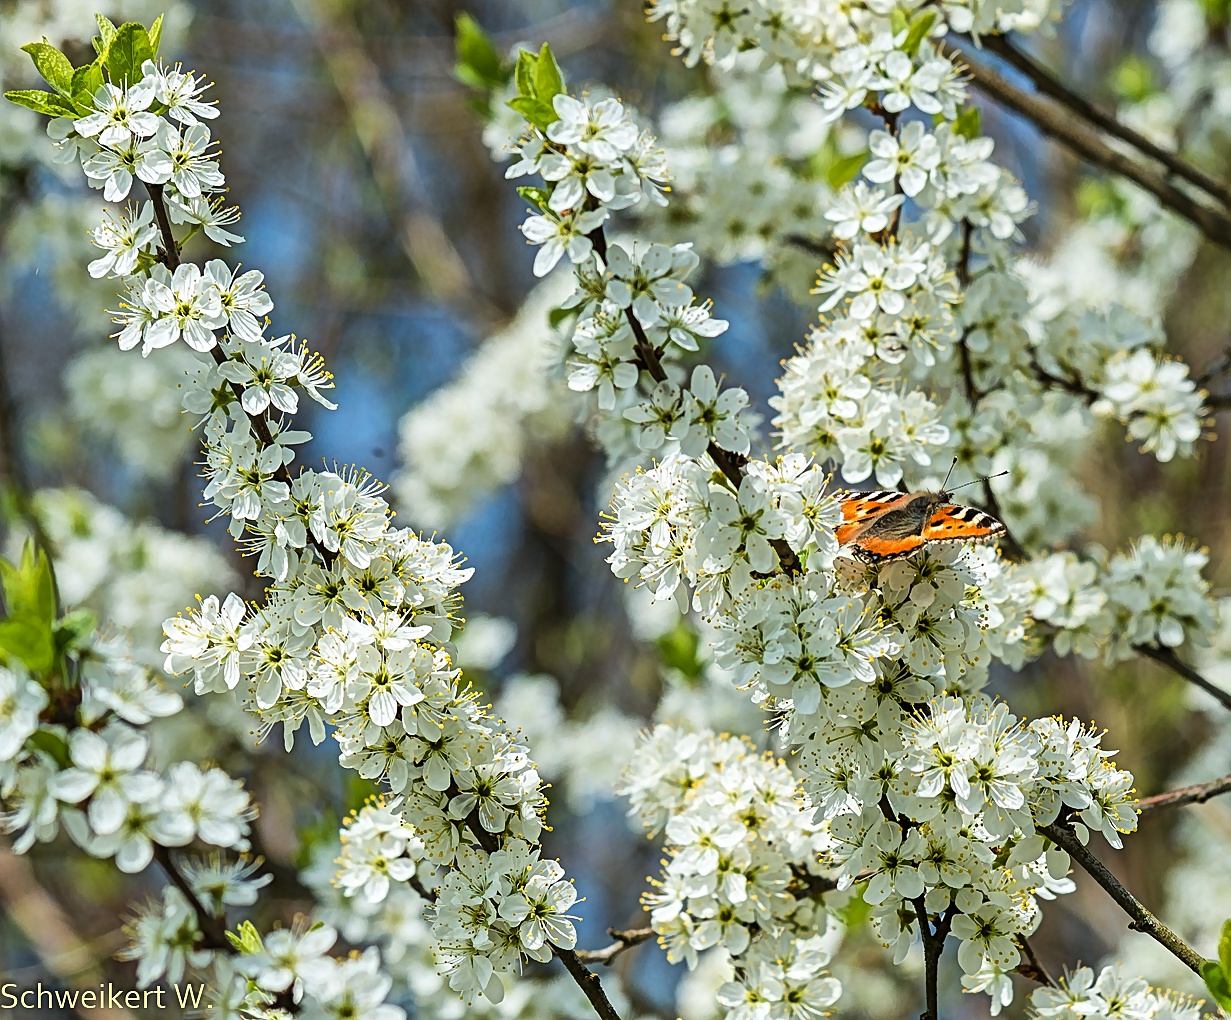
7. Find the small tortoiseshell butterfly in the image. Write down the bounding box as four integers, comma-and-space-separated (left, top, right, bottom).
835, 483, 1006, 564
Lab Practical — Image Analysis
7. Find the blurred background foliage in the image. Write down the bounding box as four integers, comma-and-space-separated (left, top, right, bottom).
1, 0, 1230, 1017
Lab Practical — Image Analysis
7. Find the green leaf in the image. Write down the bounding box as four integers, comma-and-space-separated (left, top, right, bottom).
148, 15, 165, 56
71, 62, 104, 108
890, 8, 910, 36
514, 47, 538, 100
532, 42, 565, 115
1220, 918, 1231, 980
826, 149, 868, 189
454, 13, 505, 91
0, 541, 56, 627
1202, 959, 1231, 1011
54, 608, 97, 654
227, 920, 264, 955
953, 104, 982, 140
21, 42, 73, 96
507, 94, 557, 131
94, 14, 118, 55
4, 89, 77, 116
515, 185, 549, 210
547, 305, 574, 329
105, 22, 153, 85
26, 729, 69, 769
901, 10, 937, 57
0, 618, 55, 674
657, 623, 702, 681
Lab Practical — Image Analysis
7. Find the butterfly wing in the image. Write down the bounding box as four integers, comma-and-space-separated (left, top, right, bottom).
849, 532, 927, 563
920, 504, 1006, 546
836, 491, 914, 545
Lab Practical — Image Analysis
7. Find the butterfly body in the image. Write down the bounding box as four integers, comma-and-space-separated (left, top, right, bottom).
836, 489, 1005, 563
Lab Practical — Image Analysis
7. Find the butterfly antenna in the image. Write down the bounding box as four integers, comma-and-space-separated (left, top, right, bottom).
940, 457, 957, 491
949, 470, 1009, 493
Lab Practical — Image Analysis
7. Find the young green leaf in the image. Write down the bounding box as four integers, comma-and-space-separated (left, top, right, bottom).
70, 62, 104, 109
227, 920, 265, 955
0, 541, 56, 627
105, 22, 154, 85
26, 729, 70, 769
515, 185, 550, 210
21, 42, 73, 96
901, 11, 937, 57
514, 47, 538, 100
94, 14, 118, 54
454, 12, 505, 91
532, 41, 565, 112
827, 149, 869, 189
507, 95, 556, 131
148, 14, 164, 56
4, 89, 77, 117
1220, 918, 1231, 982
953, 104, 982, 140
1202, 959, 1231, 1011
0, 618, 55, 674
54, 608, 98, 655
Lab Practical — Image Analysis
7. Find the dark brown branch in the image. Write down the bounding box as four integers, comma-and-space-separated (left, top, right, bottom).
1137, 772, 1231, 812
575, 927, 655, 966
912, 898, 955, 1020
1038, 820, 1204, 975
943, 43, 1231, 253
977, 34, 1231, 209
1134, 643, 1231, 712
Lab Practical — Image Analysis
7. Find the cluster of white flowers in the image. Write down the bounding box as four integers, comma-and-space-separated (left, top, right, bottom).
1028, 965, 1203, 1020
5, 23, 626, 1017
618, 725, 844, 1019
1012, 535, 1217, 664
508, 90, 669, 277
493, 10, 1221, 1008
644, 0, 1058, 81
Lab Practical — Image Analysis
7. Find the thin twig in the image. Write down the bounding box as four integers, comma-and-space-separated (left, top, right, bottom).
1137, 772, 1231, 812
1038, 820, 1204, 975
976, 34, 1231, 209
1015, 934, 1058, 987
943, 42, 1231, 253
153, 844, 230, 951
575, 927, 656, 966
1134, 643, 1231, 712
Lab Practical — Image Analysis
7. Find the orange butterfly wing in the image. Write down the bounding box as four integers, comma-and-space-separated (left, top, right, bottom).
920, 504, 1006, 545
850, 532, 927, 563
836, 491, 913, 545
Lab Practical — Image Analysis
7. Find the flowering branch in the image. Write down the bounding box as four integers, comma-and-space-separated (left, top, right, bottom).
1038, 820, 1205, 975
586, 223, 800, 574
944, 41, 1231, 252
975, 33, 1231, 209
1137, 773, 1231, 812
